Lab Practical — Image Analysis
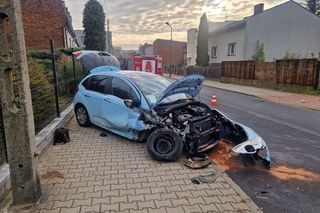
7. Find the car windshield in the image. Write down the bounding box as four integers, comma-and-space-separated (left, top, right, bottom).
122, 72, 189, 106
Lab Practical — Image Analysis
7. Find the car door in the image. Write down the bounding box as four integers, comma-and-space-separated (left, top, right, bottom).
100, 76, 140, 132
84, 75, 111, 125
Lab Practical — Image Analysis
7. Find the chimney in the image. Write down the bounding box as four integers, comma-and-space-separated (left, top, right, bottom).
254, 3, 264, 15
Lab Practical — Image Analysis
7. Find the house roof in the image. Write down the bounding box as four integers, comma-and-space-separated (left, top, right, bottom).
209, 20, 245, 35
209, 0, 320, 36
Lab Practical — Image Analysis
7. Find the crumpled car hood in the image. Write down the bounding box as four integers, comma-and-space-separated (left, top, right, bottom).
152, 74, 204, 109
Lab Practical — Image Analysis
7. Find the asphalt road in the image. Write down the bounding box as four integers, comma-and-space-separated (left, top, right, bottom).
198, 85, 320, 213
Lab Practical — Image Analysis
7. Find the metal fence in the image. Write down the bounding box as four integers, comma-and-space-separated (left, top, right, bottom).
0, 40, 84, 165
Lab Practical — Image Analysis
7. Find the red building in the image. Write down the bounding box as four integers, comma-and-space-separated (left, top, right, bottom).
6, 0, 78, 50
153, 39, 187, 68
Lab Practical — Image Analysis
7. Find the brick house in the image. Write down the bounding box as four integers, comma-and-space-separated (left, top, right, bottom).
153, 39, 187, 67
6, 0, 78, 50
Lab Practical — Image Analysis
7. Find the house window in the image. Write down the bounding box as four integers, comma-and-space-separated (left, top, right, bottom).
228, 42, 236, 56
211, 46, 217, 58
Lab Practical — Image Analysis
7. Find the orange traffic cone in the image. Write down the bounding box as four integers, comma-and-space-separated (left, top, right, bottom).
211, 94, 217, 106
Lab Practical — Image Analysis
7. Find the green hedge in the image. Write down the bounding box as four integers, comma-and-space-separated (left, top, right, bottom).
28, 59, 55, 131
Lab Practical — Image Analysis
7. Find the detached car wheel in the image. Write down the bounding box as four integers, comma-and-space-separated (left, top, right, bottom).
147, 129, 183, 162
75, 105, 91, 127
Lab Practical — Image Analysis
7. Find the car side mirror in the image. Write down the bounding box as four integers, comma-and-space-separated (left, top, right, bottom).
124, 99, 134, 108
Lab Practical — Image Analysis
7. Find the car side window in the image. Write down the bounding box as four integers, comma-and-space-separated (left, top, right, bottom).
112, 77, 139, 102
87, 75, 112, 94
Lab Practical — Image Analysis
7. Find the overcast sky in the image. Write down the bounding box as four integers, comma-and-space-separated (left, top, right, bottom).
65, 0, 292, 50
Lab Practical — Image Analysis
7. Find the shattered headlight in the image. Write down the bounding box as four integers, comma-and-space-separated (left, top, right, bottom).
231, 137, 265, 154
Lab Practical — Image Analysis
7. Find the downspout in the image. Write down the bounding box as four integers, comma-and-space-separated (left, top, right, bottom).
62, 26, 66, 48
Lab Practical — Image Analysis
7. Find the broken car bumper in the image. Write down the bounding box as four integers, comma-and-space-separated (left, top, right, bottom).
231, 124, 271, 168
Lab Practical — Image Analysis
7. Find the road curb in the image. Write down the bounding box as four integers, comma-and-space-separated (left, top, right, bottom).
221, 172, 263, 212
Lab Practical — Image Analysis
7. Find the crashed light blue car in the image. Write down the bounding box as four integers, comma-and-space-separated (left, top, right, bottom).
74, 69, 271, 168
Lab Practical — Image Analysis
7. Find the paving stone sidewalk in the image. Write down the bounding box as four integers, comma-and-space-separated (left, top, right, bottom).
32, 117, 261, 213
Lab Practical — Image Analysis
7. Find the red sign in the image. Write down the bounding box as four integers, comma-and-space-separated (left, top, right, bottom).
145, 61, 152, 72
133, 56, 142, 71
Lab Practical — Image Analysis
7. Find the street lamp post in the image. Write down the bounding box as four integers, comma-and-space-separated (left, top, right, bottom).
165, 22, 172, 78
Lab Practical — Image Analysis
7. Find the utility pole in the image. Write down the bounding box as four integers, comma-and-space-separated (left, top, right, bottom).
0, 0, 41, 207
106, 19, 113, 53
165, 22, 173, 78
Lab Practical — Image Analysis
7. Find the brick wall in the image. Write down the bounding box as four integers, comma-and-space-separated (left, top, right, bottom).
153, 39, 186, 66
6, 0, 69, 50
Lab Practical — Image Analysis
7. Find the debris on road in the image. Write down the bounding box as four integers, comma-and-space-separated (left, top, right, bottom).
100, 132, 108, 137
270, 165, 320, 181
209, 142, 320, 182
191, 171, 222, 184
184, 153, 212, 169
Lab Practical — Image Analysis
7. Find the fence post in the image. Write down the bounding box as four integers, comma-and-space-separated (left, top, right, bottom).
316, 61, 320, 90
64, 65, 68, 94
72, 48, 76, 84
0, 0, 42, 205
50, 39, 60, 117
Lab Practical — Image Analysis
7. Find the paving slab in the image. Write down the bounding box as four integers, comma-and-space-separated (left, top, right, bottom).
31, 117, 262, 213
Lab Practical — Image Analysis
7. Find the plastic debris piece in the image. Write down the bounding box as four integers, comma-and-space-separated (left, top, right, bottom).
191, 172, 221, 184
100, 132, 108, 137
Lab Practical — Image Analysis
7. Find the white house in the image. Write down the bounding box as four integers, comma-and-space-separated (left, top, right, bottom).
187, 1, 320, 65
209, 1, 320, 63
75, 30, 85, 49
187, 22, 236, 66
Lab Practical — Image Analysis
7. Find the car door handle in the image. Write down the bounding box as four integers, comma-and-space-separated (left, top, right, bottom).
84, 94, 90, 98
104, 98, 111, 103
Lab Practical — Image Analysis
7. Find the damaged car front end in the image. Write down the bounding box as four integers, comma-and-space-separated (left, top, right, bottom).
139, 98, 271, 169
132, 74, 271, 168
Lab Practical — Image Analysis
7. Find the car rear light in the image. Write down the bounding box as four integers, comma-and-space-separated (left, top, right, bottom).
73, 51, 82, 57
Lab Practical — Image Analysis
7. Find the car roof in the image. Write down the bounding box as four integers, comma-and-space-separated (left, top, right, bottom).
88, 70, 158, 79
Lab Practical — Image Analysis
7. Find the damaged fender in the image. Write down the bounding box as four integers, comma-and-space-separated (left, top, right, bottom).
231, 124, 271, 168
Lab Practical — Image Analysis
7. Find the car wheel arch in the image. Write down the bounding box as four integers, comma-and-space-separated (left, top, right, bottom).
75, 103, 91, 120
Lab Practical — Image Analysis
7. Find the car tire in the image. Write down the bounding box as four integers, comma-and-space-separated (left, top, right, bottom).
75, 105, 91, 127
147, 128, 183, 162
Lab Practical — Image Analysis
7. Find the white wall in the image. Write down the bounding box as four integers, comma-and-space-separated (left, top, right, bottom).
187, 29, 197, 66
75, 30, 85, 48
245, 2, 320, 61
65, 30, 78, 48
209, 27, 246, 63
